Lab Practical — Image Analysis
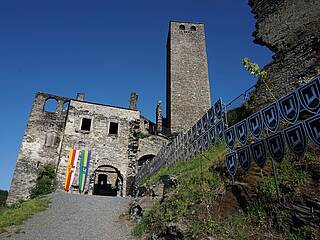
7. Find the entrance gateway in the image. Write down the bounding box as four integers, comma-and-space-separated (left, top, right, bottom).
92, 165, 123, 196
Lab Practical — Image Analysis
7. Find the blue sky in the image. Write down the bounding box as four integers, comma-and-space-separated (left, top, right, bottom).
0, 0, 272, 190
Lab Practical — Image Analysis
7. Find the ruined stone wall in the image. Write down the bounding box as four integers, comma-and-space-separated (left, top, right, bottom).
248, 0, 320, 111
137, 135, 168, 161
55, 100, 140, 196
140, 116, 150, 135
166, 21, 211, 134
7, 93, 69, 205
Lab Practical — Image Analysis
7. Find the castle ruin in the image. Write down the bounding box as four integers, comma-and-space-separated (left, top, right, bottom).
7, 21, 212, 204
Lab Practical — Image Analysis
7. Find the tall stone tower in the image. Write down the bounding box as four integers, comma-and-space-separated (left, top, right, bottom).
166, 21, 211, 134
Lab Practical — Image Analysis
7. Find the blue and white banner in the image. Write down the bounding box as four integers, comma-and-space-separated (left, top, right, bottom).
261, 102, 279, 133
235, 119, 248, 145
248, 112, 263, 139
237, 146, 251, 171
214, 98, 223, 119
266, 132, 285, 163
224, 126, 236, 149
284, 122, 307, 157
225, 151, 237, 176
251, 140, 267, 168
305, 114, 320, 147
298, 77, 320, 114
278, 91, 300, 124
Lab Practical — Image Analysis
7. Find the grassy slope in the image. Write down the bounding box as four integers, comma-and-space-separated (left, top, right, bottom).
0, 197, 50, 233
134, 142, 319, 240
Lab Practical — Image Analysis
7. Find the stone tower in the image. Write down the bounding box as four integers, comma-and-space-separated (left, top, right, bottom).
166, 21, 211, 134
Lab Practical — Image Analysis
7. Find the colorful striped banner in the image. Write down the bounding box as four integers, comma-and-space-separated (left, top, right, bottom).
64, 149, 75, 191
68, 150, 80, 192
64, 148, 79, 192
78, 150, 91, 193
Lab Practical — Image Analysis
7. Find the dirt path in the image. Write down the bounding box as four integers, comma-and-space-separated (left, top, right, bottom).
1, 192, 134, 240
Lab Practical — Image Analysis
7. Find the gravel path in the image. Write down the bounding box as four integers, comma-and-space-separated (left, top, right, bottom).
2, 192, 134, 240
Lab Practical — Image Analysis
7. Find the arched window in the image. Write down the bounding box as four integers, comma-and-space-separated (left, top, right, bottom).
62, 101, 69, 111
191, 26, 196, 31
44, 98, 58, 113
179, 24, 185, 30
45, 132, 57, 147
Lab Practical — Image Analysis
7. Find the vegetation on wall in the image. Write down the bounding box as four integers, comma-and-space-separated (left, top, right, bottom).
226, 104, 252, 126
242, 57, 268, 80
30, 164, 56, 199
0, 190, 8, 207
137, 132, 151, 139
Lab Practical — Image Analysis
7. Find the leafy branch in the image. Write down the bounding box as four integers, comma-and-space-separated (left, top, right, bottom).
242, 57, 276, 100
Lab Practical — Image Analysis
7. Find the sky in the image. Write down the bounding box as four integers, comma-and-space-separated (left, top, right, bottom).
0, 0, 272, 190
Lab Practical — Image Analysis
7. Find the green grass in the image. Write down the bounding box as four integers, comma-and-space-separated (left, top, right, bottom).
134, 143, 317, 239
143, 141, 226, 187
133, 142, 227, 238
258, 155, 310, 201
0, 197, 50, 233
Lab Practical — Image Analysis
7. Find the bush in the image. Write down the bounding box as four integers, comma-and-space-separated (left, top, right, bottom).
0, 190, 8, 207
30, 164, 56, 198
227, 105, 251, 126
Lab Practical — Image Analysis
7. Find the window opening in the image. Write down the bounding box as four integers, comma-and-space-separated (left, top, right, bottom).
63, 101, 69, 111
45, 132, 57, 147
109, 122, 119, 135
81, 118, 92, 131
191, 26, 196, 31
44, 98, 58, 113
179, 24, 185, 30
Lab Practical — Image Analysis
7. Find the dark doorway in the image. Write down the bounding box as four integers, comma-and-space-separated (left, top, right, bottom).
93, 165, 123, 196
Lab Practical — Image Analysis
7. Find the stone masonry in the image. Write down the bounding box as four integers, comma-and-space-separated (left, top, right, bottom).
54, 100, 141, 196
7, 93, 69, 205
248, 0, 320, 111
7, 92, 167, 204
166, 21, 212, 134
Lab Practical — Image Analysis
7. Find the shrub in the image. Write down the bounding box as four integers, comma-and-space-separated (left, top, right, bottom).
30, 164, 56, 198
0, 190, 8, 207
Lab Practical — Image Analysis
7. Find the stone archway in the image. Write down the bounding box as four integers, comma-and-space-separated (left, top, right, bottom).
92, 165, 123, 196
137, 154, 155, 170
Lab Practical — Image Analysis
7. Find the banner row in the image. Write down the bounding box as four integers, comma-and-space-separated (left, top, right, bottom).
225, 114, 320, 176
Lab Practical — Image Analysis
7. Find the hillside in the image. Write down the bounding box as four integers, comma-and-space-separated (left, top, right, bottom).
132, 142, 320, 239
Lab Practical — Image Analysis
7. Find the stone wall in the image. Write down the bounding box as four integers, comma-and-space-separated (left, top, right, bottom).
166, 21, 211, 134
7, 90, 168, 203
137, 135, 168, 161
248, 0, 320, 111
7, 93, 69, 205
55, 100, 140, 196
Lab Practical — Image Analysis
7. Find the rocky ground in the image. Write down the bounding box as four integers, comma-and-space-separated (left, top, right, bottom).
1, 192, 134, 240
